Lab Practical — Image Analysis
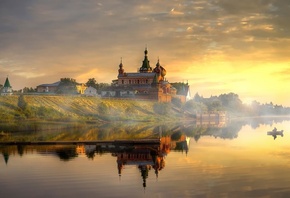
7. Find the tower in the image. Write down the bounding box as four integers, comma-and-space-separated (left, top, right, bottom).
153, 58, 166, 81
1, 76, 13, 96
139, 48, 152, 73
118, 58, 125, 75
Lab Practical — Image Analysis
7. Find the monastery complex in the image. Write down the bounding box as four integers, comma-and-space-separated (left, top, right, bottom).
1, 48, 189, 103
106, 48, 189, 102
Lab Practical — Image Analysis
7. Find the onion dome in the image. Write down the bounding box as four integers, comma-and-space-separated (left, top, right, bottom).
153, 59, 166, 78
118, 57, 124, 75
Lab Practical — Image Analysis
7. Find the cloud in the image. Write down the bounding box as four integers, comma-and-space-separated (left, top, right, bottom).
0, 0, 290, 105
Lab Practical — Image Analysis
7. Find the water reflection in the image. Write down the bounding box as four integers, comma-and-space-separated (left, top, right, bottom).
1, 117, 290, 197
1, 116, 290, 143
0, 135, 189, 189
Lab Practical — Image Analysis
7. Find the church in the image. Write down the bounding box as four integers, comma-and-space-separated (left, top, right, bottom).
102, 48, 188, 102
1, 76, 13, 96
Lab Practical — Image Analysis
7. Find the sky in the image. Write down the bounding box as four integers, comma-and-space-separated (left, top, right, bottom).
0, 0, 290, 106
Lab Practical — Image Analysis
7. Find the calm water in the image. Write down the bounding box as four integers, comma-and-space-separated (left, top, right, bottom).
1, 117, 290, 198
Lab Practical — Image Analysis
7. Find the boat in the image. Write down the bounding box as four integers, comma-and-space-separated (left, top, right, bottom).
267, 130, 284, 136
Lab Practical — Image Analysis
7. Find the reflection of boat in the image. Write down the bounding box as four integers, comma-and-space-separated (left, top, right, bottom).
267, 130, 284, 136
0, 131, 9, 136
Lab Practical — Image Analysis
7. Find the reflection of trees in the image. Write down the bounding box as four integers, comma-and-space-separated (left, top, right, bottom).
174, 141, 189, 152
55, 148, 78, 161
85, 150, 95, 159
160, 121, 241, 142
230, 117, 290, 130
2, 117, 290, 143
171, 131, 182, 141
17, 145, 25, 156
176, 117, 290, 141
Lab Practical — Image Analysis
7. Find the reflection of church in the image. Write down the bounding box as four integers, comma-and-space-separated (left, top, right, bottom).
113, 135, 190, 188
160, 134, 190, 155
0, 135, 190, 189
115, 146, 165, 188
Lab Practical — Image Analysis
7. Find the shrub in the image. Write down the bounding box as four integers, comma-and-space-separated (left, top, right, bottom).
98, 102, 109, 114
153, 102, 171, 115
18, 95, 27, 110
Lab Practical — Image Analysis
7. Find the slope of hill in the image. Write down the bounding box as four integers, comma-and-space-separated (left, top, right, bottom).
0, 95, 184, 122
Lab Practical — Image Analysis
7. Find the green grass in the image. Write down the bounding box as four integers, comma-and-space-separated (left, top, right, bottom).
0, 95, 184, 122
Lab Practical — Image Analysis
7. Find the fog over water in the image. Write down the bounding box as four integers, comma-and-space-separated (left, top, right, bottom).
1, 117, 290, 197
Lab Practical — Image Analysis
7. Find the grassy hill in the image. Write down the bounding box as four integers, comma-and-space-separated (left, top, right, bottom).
0, 95, 184, 122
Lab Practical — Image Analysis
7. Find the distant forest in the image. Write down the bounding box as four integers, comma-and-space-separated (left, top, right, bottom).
183, 92, 290, 117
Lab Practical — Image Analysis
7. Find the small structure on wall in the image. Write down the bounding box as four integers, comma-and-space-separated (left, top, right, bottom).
1, 76, 13, 96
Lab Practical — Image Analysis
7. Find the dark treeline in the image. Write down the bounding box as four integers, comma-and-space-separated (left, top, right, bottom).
16, 77, 110, 94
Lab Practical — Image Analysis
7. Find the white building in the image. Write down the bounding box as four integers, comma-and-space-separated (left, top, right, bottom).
1, 77, 13, 96
84, 86, 98, 96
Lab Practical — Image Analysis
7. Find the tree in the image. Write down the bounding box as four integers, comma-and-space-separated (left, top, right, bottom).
193, 92, 203, 102
97, 83, 110, 91
86, 78, 97, 89
208, 100, 223, 111
22, 87, 36, 93
183, 100, 208, 113
171, 82, 189, 95
56, 78, 78, 94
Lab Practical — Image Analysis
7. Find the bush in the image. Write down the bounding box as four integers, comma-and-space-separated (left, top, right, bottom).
125, 106, 137, 115
98, 102, 109, 114
18, 95, 27, 110
35, 106, 63, 119
183, 100, 207, 113
171, 97, 182, 108
153, 102, 171, 115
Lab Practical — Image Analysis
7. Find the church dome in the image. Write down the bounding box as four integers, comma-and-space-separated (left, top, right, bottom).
153, 59, 166, 77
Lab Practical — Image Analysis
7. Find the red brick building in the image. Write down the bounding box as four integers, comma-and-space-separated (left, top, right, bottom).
106, 48, 185, 102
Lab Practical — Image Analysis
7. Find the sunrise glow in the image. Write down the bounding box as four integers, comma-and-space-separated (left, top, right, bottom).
0, 0, 289, 105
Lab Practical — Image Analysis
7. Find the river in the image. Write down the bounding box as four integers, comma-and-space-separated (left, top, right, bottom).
1, 117, 290, 197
